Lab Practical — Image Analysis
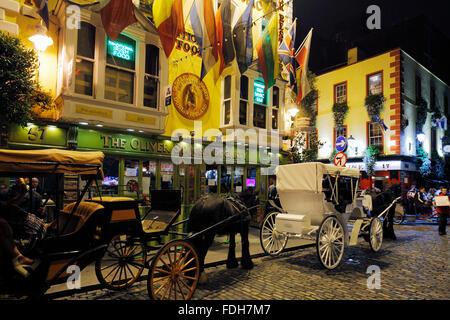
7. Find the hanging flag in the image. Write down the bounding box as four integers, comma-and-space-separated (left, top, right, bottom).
260, 0, 273, 16
294, 28, 313, 103
279, 18, 297, 87
433, 115, 447, 130
374, 114, 389, 133
215, 0, 235, 77
100, 0, 137, 41
256, 13, 279, 90
190, 0, 218, 80
233, 0, 254, 75
32, 0, 50, 30
153, 0, 184, 57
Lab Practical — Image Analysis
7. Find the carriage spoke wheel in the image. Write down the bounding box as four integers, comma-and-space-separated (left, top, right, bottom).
148, 240, 200, 300
95, 235, 147, 291
260, 212, 288, 256
369, 218, 383, 252
316, 216, 345, 270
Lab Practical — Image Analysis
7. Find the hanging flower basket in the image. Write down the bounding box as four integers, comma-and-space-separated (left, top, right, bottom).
364, 93, 385, 121
332, 102, 349, 128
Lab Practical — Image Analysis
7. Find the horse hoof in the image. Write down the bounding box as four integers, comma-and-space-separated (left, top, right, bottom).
199, 272, 208, 285
241, 261, 254, 270
226, 260, 239, 269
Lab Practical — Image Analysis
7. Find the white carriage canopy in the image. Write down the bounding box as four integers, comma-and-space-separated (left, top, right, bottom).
275, 162, 360, 193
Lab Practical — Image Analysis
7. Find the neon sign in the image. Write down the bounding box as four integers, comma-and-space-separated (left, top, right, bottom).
254, 80, 267, 105
107, 40, 134, 61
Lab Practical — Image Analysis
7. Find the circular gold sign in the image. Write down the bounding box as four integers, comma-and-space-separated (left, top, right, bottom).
172, 73, 210, 120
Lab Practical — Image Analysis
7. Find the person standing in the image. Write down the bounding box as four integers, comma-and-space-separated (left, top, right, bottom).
406, 185, 416, 214
414, 187, 430, 215
433, 187, 449, 236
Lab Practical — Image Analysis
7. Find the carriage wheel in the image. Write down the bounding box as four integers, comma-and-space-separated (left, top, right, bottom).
316, 216, 345, 270
260, 211, 288, 256
148, 240, 200, 300
369, 218, 383, 252
95, 235, 147, 291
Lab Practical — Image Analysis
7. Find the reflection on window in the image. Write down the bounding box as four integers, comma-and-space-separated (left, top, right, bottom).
160, 161, 173, 190
124, 159, 139, 195
105, 67, 134, 104
205, 165, 217, 194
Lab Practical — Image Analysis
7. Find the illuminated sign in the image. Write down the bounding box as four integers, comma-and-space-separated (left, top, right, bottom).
254, 80, 267, 105
107, 40, 134, 61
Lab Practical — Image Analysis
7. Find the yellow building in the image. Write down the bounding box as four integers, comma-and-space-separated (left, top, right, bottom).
315, 47, 449, 190
1, 0, 294, 221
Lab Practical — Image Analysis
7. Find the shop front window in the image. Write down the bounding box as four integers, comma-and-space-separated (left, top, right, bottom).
143, 160, 157, 195
75, 22, 95, 96
234, 167, 244, 192
124, 159, 139, 195
220, 165, 232, 194
205, 165, 218, 194
160, 161, 173, 190
246, 167, 256, 191
102, 157, 119, 194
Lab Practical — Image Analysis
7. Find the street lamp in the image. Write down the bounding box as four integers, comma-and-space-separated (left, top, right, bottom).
29, 24, 53, 52
417, 132, 425, 144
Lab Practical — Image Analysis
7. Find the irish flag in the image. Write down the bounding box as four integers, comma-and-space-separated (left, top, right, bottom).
152, 0, 184, 58
256, 13, 279, 90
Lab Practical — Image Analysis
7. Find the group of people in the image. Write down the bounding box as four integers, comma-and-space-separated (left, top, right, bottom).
406, 185, 449, 235
0, 177, 46, 277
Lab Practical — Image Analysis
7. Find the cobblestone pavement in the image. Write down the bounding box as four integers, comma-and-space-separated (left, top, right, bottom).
54, 224, 449, 300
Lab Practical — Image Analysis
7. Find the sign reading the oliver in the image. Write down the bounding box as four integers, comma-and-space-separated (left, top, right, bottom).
172, 73, 209, 120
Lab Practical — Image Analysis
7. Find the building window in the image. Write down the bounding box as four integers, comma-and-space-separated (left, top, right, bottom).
75, 22, 96, 96
368, 122, 383, 150
223, 75, 231, 125
253, 104, 266, 128
272, 86, 279, 130
144, 44, 159, 108
415, 75, 422, 102
334, 82, 347, 104
105, 34, 136, 104
367, 72, 382, 95
240, 76, 248, 125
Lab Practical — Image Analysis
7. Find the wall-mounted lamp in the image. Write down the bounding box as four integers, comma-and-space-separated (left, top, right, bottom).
347, 135, 358, 155
28, 24, 53, 52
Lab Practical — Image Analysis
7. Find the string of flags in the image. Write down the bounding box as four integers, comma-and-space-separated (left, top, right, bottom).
55, 0, 311, 101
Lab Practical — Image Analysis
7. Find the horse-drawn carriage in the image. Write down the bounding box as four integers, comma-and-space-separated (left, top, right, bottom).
260, 162, 401, 270
0, 149, 202, 300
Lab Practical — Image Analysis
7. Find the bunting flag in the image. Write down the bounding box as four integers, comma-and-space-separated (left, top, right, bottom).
153, 0, 184, 57
32, 0, 50, 30
233, 0, 254, 75
256, 13, 279, 90
260, 0, 273, 16
190, 0, 218, 80
374, 114, 389, 133
279, 18, 297, 88
432, 116, 447, 130
294, 28, 313, 103
100, 0, 137, 41
215, 0, 235, 77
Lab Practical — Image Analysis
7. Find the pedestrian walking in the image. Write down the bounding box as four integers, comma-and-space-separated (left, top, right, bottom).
433, 187, 449, 236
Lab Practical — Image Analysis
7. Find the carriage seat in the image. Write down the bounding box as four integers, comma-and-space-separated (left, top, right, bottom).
55, 202, 104, 236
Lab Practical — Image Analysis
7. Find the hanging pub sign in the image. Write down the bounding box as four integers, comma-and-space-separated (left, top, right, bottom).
172, 73, 210, 120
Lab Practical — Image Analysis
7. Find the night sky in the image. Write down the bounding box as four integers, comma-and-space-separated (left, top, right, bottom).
293, 0, 450, 40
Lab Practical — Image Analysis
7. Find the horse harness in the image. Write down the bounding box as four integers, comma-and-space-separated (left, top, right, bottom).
225, 196, 251, 223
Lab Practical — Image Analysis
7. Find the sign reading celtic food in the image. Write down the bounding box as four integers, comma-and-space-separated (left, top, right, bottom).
172, 73, 209, 120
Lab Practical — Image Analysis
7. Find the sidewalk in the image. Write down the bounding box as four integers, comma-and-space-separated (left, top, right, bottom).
46, 226, 314, 296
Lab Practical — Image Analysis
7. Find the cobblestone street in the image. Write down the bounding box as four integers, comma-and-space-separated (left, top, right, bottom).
54, 224, 449, 301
